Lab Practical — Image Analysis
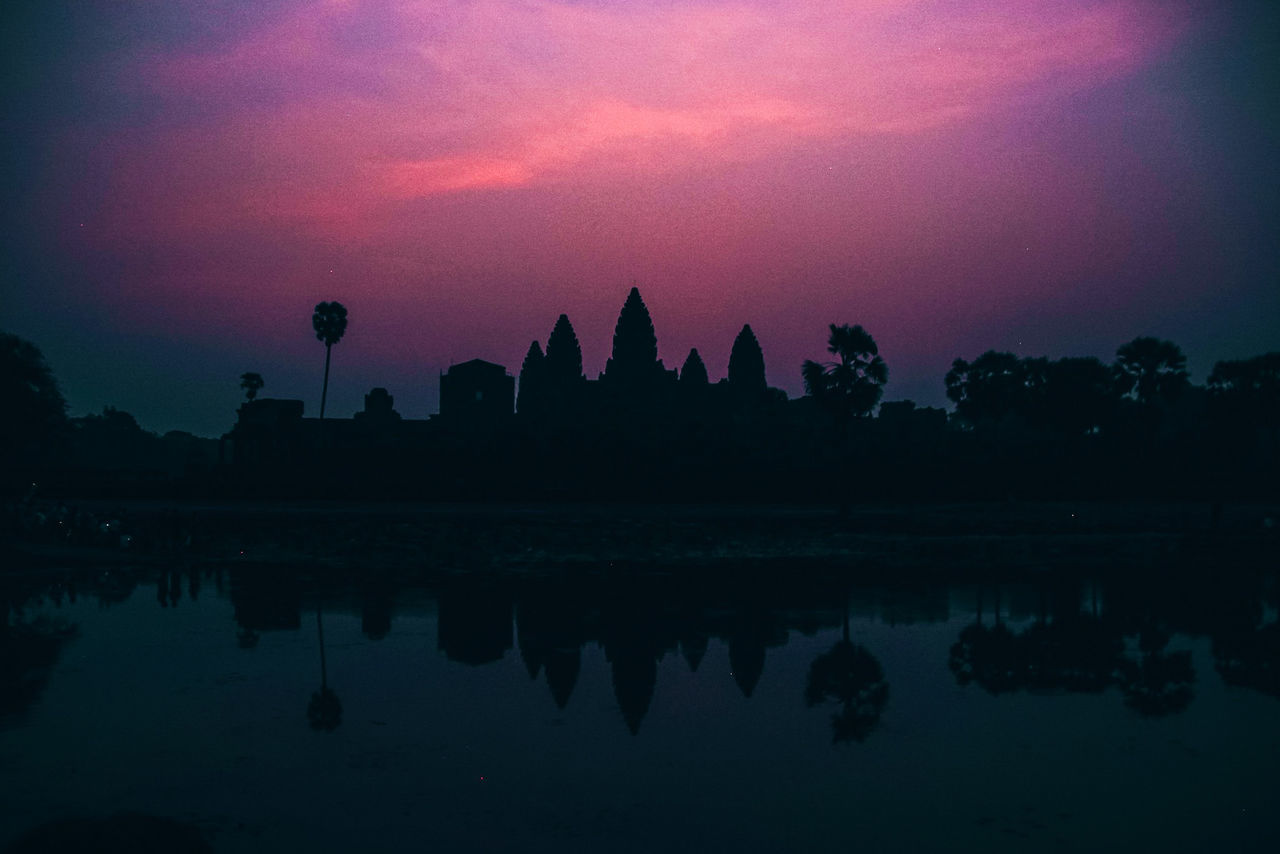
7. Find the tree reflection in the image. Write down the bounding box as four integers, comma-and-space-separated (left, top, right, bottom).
307, 603, 342, 731
949, 583, 1198, 716
0, 614, 78, 729
1113, 625, 1194, 716
805, 599, 888, 744
1213, 621, 1280, 699
948, 589, 1025, 694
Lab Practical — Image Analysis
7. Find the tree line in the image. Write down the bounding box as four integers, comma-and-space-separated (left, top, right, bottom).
2, 291, 1277, 499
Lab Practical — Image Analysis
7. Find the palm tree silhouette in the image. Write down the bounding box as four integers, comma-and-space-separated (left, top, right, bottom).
311, 301, 348, 420
802, 324, 888, 420
803, 324, 888, 511
239, 372, 264, 401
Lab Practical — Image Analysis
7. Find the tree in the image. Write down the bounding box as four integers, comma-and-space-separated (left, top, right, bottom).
604, 287, 663, 385
239, 372, 264, 401
1113, 623, 1195, 717
1033, 357, 1119, 435
1208, 352, 1280, 432
802, 324, 888, 420
311, 301, 348, 420
728, 325, 766, 392
1114, 337, 1188, 406
0, 331, 68, 464
680, 348, 708, 386
944, 351, 1026, 426
805, 602, 888, 744
71, 407, 162, 471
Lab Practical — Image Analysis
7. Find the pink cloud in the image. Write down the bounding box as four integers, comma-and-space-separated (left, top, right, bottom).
119, 0, 1185, 218
39, 0, 1205, 419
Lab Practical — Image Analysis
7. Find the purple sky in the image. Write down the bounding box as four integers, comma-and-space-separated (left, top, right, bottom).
3, 0, 1277, 436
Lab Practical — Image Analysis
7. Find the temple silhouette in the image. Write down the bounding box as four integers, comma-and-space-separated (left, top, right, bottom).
2, 289, 1275, 501
219, 287, 834, 499
206, 285, 1278, 502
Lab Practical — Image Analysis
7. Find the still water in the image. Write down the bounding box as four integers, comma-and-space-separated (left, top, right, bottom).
2, 563, 1277, 852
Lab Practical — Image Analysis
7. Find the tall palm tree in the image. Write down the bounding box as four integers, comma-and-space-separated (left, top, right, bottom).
311, 301, 348, 420
239, 372, 264, 401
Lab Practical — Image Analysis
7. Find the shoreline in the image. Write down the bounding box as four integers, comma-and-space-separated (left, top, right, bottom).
5, 499, 1276, 578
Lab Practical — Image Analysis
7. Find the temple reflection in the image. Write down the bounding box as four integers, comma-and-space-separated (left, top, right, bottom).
2, 558, 1277, 739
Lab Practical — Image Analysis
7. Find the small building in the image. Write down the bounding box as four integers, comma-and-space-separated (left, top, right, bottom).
439, 359, 515, 423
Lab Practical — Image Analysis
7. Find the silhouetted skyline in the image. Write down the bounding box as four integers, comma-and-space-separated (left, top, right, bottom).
2, 1, 1277, 437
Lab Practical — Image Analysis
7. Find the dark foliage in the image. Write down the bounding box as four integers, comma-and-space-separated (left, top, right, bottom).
805, 640, 889, 743
0, 331, 69, 465
944, 350, 1026, 426
307, 686, 342, 731
239, 371, 264, 401
1031, 356, 1118, 434
311, 301, 348, 347
312, 301, 348, 420
1209, 352, 1279, 430
802, 324, 887, 419
1114, 336, 1188, 406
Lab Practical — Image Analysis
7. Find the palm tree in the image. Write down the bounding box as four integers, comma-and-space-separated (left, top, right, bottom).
802, 324, 888, 422
311, 301, 348, 420
239, 372, 264, 401
803, 324, 888, 512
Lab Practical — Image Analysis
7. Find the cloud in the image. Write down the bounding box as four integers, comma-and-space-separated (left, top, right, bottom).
112, 0, 1183, 222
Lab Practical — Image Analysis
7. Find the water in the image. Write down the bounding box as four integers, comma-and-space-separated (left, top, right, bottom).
2, 564, 1277, 852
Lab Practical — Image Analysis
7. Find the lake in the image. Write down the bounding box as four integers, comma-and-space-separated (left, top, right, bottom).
2, 558, 1277, 852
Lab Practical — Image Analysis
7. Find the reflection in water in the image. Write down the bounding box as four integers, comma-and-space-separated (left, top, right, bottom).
360, 583, 393, 641
1214, 622, 1280, 698
517, 589, 585, 710
437, 581, 513, 666
0, 614, 78, 729
1115, 623, 1192, 716
308, 602, 342, 732
5, 812, 211, 854
947, 582, 1213, 717
805, 602, 888, 743
2, 556, 1278, 851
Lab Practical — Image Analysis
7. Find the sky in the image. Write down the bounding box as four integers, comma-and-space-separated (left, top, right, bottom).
3, 0, 1278, 437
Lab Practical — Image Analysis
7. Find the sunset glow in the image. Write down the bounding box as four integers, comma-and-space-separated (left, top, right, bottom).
4, 0, 1277, 434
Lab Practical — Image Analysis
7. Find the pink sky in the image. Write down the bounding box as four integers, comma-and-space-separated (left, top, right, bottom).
7, 0, 1278, 434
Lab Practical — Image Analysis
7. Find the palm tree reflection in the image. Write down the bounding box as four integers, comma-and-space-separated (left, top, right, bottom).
805, 599, 888, 744
307, 602, 342, 731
